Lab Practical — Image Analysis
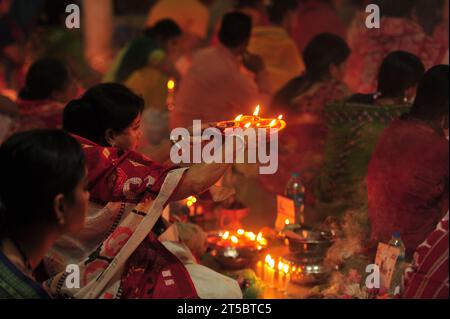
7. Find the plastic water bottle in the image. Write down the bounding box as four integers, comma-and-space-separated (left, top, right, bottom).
285, 172, 306, 225
388, 232, 406, 296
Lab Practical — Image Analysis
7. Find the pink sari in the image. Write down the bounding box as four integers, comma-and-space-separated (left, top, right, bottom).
345, 17, 447, 94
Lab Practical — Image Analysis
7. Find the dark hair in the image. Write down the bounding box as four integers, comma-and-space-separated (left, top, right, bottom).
267, 0, 298, 24
414, 0, 446, 35
377, 51, 425, 98
143, 18, 182, 41
273, 33, 350, 108
235, 0, 261, 9
376, 0, 415, 18
115, 19, 181, 83
0, 129, 85, 238
219, 12, 252, 48
409, 65, 449, 121
63, 83, 144, 146
19, 58, 70, 100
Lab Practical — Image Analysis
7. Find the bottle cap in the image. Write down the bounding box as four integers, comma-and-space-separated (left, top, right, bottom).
393, 232, 401, 238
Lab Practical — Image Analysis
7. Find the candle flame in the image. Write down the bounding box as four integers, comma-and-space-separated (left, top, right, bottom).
285, 218, 290, 225
237, 229, 245, 235
278, 115, 283, 120
167, 79, 175, 90
244, 122, 252, 128
269, 119, 277, 127
230, 236, 239, 244
245, 232, 256, 241
253, 105, 260, 117
283, 264, 290, 274
278, 261, 284, 271
269, 259, 275, 269
222, 231, 230, 240
265, 254, 272, 264
235, 114, 243, 121
256, 232, 263, 241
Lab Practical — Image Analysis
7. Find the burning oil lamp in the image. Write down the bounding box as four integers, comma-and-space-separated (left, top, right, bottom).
216, 105, 286, 132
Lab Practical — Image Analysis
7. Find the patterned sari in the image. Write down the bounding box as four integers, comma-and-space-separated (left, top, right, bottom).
44, 135, 199, 299
3, 99, 65, 141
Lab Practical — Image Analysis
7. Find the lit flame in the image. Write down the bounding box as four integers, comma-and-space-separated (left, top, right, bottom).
283, 264, 290, 274
278, 261, 284, 271
167, 79, 175, 90
237, 229, 245, 235
256, 232, 263, 242
269, 119, 277, 127
269, 258, 275, 269
245, 232, 256, 241
278, 115, 283, 120
187, 196, 197, 207
265, 254, 272, 264
285, 218, 290, 225
253, 105, 260, 117
235, 114, 243, 121
244, 122, 252, 128
222, 231, 230, 240
230, 236, 239, 244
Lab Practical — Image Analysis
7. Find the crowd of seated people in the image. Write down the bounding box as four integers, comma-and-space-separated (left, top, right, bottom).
0, 0, 448, 299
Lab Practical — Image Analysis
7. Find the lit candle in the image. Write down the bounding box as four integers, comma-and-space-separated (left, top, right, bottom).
283, 264, 290, 294
277, 260, 285, 291
268, 258, 275, 288
166, 78, 176, 111
264, 254, 271, 283
256, 260, 264, 279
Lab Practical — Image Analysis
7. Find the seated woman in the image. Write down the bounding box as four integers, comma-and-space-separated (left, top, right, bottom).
367, 65, 449, 258
348, 51, 425, 105
7, 58, 77, 138
45, 83, 242, 299
262, 34, 351, 208
0, 129, 88, 298
105, 19, 183, 150
345, 0, 447, 94
313, 52, 426, 222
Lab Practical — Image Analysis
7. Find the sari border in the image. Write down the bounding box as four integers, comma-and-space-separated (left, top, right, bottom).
0, 251, 50, 299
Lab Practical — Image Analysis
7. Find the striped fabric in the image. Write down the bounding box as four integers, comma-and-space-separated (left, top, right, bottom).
403, 212, 449, 299
0, 251, 49, 299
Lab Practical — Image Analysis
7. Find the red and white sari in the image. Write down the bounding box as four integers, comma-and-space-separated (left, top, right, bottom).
45, 135, 241, 299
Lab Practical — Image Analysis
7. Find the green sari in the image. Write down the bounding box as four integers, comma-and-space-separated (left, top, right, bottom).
313, 102, 411, 219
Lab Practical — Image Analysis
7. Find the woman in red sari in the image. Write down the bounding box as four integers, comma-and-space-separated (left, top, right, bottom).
367, 65, 449, 258
7, 58, 77, 137
45, 83, 242, 299
345, 0, 447, 94
263, 34, 351, 203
